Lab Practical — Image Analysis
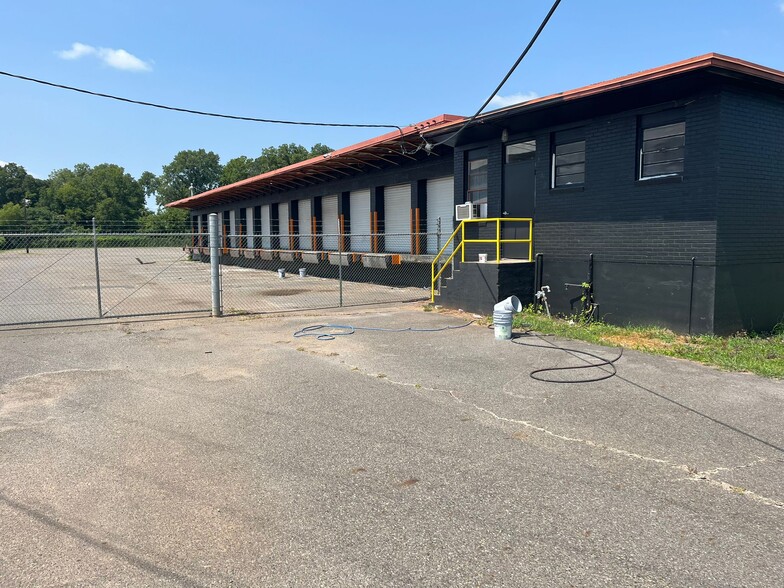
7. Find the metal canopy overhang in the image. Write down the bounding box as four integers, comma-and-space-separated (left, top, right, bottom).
167, 114, 464, 210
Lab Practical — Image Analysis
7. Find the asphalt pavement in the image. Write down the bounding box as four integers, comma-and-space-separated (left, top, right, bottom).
1, 305, 782, 586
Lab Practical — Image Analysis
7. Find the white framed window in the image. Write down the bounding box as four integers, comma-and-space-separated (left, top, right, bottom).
551, 139, 585, 188
466, 149, 488, 211
639, 121, 685, 180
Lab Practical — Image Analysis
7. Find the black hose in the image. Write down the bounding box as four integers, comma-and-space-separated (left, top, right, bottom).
294, 321, 475, 341
511, 331, 623, 384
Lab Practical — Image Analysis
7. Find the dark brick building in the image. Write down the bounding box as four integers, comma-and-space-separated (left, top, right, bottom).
170, 54, 784, 335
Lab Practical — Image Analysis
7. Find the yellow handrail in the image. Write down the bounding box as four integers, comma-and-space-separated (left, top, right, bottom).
430, 217, 533, 302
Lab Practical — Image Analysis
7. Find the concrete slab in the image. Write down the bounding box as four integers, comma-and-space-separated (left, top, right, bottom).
278, 251, 297, 262
301, 251, 321, 264
0, 305, 782, 586
328, 252, 350, 266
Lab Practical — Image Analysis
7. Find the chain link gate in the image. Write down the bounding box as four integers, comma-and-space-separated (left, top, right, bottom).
1, 214, 437, 327
0, 221, 210, 327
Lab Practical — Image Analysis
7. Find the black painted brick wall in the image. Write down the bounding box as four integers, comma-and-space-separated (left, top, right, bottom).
533, 93, 721, 264
716, 88, 784, 265
713, 87, 784, 332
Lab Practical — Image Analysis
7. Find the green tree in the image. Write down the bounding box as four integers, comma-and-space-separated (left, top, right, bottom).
0, 162, 47, 207
156, 149, 222, 207
0, 202, 24, 224
40, 163, 145, 229
138, 208, 190, 232
220, 156, 255, 186
219, 143, 333, 186
309, 143, 333, 157
254, 143, 310, 174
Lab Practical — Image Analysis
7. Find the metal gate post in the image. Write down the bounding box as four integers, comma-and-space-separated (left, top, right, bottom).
209, 213, 222, 317
92, 217, 103, 318
338, 230, 344, 307
436, 217, 442, 292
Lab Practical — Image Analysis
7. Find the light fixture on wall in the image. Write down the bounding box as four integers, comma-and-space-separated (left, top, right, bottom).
501, 128, 509, 142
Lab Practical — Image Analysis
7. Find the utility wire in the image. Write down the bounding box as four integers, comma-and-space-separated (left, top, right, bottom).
0, 70, 403, 132
428, 0, 563, 149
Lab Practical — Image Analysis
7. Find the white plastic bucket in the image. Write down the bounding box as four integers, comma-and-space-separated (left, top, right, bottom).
298, 268, 307, 278
493, 310, 513, 340
277, 268, 286, 279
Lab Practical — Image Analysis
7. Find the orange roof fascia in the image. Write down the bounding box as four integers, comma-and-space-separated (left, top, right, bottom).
427, 53, 784, 134
167, 114, 463, 209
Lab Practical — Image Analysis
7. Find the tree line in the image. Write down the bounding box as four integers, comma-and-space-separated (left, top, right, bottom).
0, 143, 332, 233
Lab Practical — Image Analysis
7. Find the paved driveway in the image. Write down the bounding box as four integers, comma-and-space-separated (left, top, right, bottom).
1, 305, 782, 586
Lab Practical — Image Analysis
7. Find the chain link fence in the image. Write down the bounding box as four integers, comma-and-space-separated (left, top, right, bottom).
1, 221, 435, 327
0, 229, 210, 326
217, 232, 432, 315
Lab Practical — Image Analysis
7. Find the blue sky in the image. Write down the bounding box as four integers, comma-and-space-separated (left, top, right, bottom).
2, 0, 784, 208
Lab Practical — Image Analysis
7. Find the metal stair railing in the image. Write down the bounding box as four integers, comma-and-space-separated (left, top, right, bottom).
430, 217, 533, 302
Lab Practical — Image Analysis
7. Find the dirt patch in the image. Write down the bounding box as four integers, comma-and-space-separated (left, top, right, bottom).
258, 288, 336, 297
0, 369, 112, 426
601, 333, 685, 351
260, 289, 309, 297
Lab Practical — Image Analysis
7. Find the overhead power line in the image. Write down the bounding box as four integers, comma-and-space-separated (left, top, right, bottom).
0, 70, 403, 131
428, 0, 563, 149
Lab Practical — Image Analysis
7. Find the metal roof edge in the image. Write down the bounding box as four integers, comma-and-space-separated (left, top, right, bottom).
167, 114, 464, 209
423, 53, 784, 138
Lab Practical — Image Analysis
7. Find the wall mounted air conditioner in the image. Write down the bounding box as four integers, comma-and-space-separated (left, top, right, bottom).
455, 202, 480, 221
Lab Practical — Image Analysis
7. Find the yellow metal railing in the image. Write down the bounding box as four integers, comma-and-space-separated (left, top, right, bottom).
430, 217, 533, 301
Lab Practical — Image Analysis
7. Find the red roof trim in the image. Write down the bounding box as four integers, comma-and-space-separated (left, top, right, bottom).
167, 114, 463, 209
427, 53, 784, 134
169, 54, 784, 210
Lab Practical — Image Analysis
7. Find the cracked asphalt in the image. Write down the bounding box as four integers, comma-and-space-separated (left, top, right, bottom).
1, 304, 782, 586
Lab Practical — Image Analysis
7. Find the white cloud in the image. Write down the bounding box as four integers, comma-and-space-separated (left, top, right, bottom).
96, 47, 152, 72
56, 42, 152, 72
0, 160, 8, 167
488, 91, 539, 109
57, 42, 96, 60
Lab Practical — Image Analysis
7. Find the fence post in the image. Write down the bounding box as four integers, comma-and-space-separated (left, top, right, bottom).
436, 217, 442, 291
338, 230, 344, 308
209, 213, 222, 317
92, 217, 103, 318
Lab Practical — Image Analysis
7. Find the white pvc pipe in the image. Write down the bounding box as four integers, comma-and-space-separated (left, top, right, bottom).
494, 295, 522, 313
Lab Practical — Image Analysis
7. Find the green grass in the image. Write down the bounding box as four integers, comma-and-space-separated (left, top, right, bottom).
510, 309, 784, 379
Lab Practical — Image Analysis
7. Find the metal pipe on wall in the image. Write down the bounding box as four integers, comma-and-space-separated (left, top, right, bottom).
688, 256, 696, 335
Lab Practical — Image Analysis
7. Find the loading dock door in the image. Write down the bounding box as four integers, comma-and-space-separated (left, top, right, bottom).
246, 206, 254, 248
261, 204, 271, 248
426, 176, 454, 254
229, 210, 237, 247
350, 189, 371, 251
279, 202, 290, 248
322, 195, 339, 250
298, 199, 312, 249
384, 183, 411, 253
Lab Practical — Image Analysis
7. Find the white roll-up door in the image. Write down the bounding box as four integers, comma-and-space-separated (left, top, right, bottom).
261, 204, 271, 248
279, 202, 290, 249
229, 210, 237, 248
322, 195, 339, 251
427, 176, 455, 254
246, 207, 255, 248
384, 183, 411, 253
349, 189, 371, 251
298, 199, 312, 249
